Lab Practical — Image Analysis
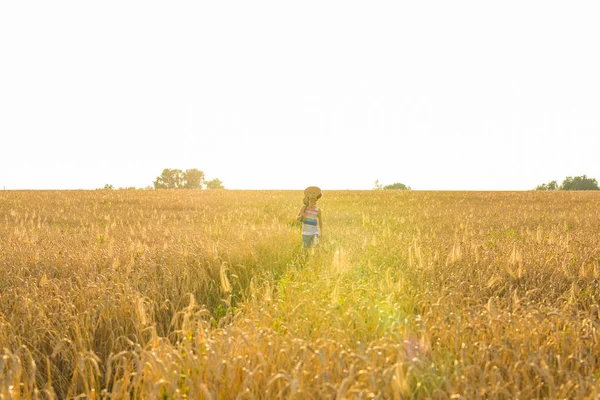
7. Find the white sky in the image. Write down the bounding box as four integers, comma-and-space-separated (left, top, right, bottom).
1, 1, 599, 190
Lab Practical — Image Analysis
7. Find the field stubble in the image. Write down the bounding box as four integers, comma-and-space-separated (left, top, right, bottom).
0, 190, 599, 399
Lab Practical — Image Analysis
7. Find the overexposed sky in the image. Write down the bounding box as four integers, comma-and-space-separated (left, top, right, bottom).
1, 1, 599, 190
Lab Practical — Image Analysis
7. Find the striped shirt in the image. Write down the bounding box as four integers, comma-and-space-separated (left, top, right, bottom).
302, 206, 320, 235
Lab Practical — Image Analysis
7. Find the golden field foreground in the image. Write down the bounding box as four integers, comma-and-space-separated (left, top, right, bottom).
1, 190, 600, 399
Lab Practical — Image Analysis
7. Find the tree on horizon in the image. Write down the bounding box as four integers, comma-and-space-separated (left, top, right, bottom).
535, 175, 599, 191
154, 168, 184, 189
153, 168, 224, 189
383, 182, 411, 190
535, 180, 558, 191
206, 178, 224, 189
183, 169, 205, 189
373, 180, 411, 190
560, 175, 599, 190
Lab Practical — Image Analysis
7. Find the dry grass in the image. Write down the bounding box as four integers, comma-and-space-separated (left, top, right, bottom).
1, 190, 599, 398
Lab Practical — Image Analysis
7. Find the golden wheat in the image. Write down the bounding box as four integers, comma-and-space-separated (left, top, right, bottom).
0, 190, 599, 398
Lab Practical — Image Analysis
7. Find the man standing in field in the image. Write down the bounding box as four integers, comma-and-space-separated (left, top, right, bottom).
297, 186, 323, 249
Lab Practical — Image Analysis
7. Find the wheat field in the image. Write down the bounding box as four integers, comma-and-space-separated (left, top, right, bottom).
1, 190, 599, 399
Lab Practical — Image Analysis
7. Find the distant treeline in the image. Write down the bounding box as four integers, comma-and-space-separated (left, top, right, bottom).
100, 168, 224, 190
536, 175, 599, 191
